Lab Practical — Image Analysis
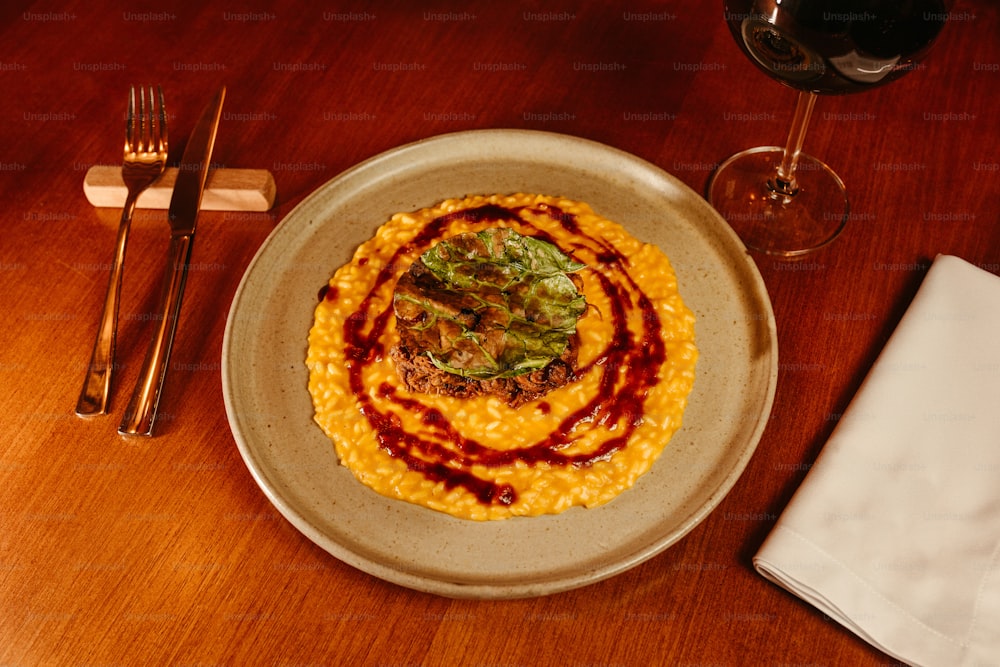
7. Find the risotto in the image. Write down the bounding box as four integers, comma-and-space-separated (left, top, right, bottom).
306, 193, 698, 520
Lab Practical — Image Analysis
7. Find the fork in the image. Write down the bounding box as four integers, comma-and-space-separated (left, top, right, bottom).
76, 85, 168, 417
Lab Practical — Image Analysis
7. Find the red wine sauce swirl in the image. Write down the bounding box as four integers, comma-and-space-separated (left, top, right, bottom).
339, 204, 666, 506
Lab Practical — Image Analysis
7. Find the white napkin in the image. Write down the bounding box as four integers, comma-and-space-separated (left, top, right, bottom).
754, 255, 1000, 667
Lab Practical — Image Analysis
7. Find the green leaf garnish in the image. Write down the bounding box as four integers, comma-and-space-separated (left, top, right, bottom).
395, 228, 586, 380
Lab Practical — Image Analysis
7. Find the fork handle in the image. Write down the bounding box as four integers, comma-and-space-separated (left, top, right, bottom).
75, 192, 140, 416
118, 232, 193, 436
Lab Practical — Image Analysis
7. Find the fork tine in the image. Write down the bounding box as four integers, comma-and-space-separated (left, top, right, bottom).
147, 85, 155, 152
156, 85, 167, 152
125, 85, 136, 153
141, 85, 151, 153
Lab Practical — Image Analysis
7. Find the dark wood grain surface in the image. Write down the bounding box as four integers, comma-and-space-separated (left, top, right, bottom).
2, 1, 998, 664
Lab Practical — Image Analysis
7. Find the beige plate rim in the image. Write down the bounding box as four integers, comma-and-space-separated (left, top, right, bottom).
222, 129, 778, 599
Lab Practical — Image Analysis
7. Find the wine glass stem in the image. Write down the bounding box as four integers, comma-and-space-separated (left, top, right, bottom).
769, 90, 818, 203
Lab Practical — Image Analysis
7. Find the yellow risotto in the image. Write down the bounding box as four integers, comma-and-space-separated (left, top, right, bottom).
306, 193, 697, 520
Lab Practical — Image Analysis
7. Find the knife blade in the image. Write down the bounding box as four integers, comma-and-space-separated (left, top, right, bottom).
119, 86, 226, 437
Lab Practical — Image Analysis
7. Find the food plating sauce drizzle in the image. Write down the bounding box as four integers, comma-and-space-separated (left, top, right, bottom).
341, 204, 666, 506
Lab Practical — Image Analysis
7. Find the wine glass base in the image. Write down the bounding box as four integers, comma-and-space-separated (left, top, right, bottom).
707, 146, 849, 257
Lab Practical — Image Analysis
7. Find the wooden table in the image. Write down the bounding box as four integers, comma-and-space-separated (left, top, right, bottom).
3, 1, 998, 664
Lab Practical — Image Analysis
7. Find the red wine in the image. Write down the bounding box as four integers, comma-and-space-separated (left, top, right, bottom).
724, 0, 948, 94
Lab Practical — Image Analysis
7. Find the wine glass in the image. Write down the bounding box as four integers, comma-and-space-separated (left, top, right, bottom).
707, 0, 950, 257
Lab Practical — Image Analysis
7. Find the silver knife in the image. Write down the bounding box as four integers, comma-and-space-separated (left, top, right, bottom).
119, 86, 225, 437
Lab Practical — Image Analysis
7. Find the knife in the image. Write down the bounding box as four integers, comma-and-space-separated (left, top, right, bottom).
119, 86, 225, 437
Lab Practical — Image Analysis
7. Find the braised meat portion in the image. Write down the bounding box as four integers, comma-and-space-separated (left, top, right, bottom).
390, 228, 586, 406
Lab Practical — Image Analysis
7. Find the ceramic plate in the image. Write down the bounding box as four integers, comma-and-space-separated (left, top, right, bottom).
222, 129, 777, 599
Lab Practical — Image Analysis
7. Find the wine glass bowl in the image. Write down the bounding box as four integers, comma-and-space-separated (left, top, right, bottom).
708, 0, 950, 257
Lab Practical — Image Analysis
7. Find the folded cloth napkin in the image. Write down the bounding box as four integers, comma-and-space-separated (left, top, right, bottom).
754, 255, 1000, 667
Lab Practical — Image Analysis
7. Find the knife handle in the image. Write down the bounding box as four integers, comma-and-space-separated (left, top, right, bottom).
118, 233, 193, 437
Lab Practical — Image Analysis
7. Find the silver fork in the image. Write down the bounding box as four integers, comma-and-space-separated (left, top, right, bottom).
76, 85, 168, 417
